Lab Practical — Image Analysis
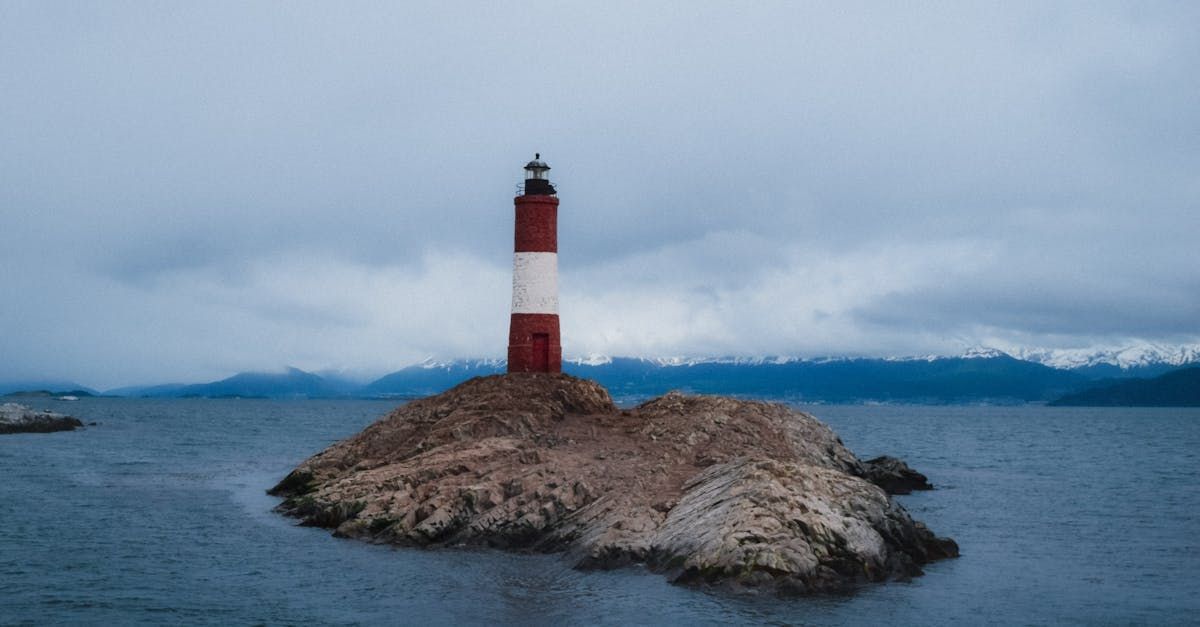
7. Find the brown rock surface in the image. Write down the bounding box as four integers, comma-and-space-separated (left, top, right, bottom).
270, 373, 957, 593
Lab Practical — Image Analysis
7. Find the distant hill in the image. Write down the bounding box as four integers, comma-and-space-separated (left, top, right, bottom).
110, 367, 359, 399
363, 354, 1089, 404
2, 389, 95, 398
359, 360, 505, 398
0, 381, 98, 396
1048, 367, 1200, 406
73, 349, 1200, 403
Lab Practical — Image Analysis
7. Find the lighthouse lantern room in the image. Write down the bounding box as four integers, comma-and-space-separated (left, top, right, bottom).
522, 153, 555, 194
507, 154, 562, 373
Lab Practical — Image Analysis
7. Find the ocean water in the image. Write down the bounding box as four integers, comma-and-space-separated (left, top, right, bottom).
2, 398, 1198, 625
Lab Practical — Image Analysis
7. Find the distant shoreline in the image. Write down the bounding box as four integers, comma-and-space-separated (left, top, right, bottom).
10, 354, 1199, 405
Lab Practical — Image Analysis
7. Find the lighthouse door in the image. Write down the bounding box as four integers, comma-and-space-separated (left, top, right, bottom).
532, 333, 550, 372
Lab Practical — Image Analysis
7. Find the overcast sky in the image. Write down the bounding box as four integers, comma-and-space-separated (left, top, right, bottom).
2, 2, 1198, 388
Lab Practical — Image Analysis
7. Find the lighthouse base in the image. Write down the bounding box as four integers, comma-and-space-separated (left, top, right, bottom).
507, 313, 561, 373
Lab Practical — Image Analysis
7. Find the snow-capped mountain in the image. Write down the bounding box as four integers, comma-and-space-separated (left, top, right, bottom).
568, 354, 613, 366
414, 357, 506, 370
565, 344, 1200, 371
1006, 343, 1200, 370
959, 347, 1010, 360
567, 355, 808, 368
85, 343, 1198, 403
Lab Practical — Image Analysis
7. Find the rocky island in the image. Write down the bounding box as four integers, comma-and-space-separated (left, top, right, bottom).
0, 403, 84, 434
271, 374, 957, 594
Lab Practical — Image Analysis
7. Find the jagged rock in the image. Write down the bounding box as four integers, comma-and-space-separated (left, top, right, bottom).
0, 403, 84, 434
271, 374, 957, 594
861, 455, 934, 494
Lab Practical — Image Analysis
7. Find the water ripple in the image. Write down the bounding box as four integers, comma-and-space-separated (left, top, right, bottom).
2, 399, 1198, 624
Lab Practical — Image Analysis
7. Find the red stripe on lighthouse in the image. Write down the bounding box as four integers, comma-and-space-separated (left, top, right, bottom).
507, 313, 562, 373
514, 195, 558, 252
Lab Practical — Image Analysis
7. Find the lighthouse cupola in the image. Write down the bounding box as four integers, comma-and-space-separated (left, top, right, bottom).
523, 153, 556, 196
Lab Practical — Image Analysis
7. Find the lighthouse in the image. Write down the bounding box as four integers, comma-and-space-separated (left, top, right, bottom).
507, 154, 562, 373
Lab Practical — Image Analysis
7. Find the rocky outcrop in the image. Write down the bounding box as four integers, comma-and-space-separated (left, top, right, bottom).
861, 456, 934, 494
271, 374, 957, 594
0, 403, 84, 434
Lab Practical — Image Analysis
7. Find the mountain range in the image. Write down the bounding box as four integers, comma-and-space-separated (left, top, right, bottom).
104, 367, 362, 399
1006, 343, 1200, 378
1048, 367, 1200, 407
12, 345, 1191, 405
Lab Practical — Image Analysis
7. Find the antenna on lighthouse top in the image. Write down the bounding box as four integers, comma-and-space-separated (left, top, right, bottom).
522, 153, 555, 195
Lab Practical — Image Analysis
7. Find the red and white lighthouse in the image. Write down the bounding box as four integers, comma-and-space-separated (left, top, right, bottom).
507, 154, 562, 373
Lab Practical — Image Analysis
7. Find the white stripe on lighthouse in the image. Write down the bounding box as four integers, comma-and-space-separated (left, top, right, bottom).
511, 252, 558, 314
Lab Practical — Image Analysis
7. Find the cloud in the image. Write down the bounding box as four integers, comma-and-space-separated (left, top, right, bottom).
563, 235, 999, 358
0, 249, 512, 388
0, 2, 1197, 386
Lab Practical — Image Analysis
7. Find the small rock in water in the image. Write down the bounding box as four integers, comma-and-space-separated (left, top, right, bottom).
0, 403, 84, 434
861, 455, 934, 494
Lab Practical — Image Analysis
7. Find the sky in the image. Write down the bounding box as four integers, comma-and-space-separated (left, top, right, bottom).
2, 1, 1198, 388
